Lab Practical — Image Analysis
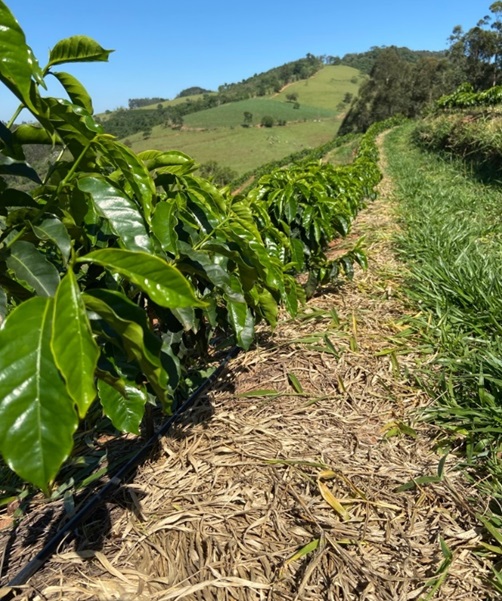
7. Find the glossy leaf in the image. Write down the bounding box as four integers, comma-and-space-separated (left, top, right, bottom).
138, 149, 195, 174
41, 97, 102, 155
52, 270, 99, 418
12, 124, 55, 146
6, 240, 60, 297
0, 297, 78, 493
225, 276, 255, 349
48, 35, 113, 67
79, 248, 205, 308
83, 289, 169, 405
99, 137, 155, 223
152, 199, 179, 254
98, 379, 147, 435
78, 176, 153, 253
32, 217, 72, 264
0, 1, 39, 110
50, 71, 93, 113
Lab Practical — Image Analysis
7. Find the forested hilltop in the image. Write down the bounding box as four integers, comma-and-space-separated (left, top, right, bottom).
340, 2, 502, 132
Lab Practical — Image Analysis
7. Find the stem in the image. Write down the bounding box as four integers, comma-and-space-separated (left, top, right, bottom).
192, 215, 230, 251
7, 104, 24, 129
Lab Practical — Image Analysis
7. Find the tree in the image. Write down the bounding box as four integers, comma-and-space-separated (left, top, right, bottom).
286, 92, 298, 102
261, 115, 274, 127
242, 111, 253, 127
447, 3, 502, 89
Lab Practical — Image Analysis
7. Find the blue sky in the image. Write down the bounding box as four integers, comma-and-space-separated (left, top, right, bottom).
0, 0, 493, 121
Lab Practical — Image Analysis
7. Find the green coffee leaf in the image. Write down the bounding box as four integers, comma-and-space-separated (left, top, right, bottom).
48, 35, 113, 67
32, 217, 72, 264
52, 270, 99, 418
78, 176, 153, 253
50, 71, 93, 113
98, 380, 147, 435
0, 1, 40, 111
83, 289, 169, 405
138, 149, 195, 174
0, 297, 78, 493
152, 199, 180, 254
0, 155, 41, 183
98, 138, 155, 223
79, 248, 205, 308
7, 240, 60, 297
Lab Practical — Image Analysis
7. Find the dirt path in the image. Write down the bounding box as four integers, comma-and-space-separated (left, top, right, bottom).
5, 134, 492, 601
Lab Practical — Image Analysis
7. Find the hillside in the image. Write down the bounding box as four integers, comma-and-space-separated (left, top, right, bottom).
120, 65, 363, 176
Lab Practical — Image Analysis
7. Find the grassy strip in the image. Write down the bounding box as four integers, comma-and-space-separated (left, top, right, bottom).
385, 122, 502, 501
386, 123, 502, 590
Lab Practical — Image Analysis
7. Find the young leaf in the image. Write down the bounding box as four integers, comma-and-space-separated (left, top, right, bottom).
6, 240, 60, 297
48, 35, 113, 68
79, 248, 206, 309
98, 380, 147, 435
52, 270, 99, 418
138, 149, 195, 174
78, 176, 154, 253
0, 297, 78, 493
50, 71, 93, 114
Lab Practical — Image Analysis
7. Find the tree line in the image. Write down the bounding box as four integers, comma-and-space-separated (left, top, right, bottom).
340, 3, 502, 134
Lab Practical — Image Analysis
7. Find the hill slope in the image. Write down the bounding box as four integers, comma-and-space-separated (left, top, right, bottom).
123, 65, 363, 176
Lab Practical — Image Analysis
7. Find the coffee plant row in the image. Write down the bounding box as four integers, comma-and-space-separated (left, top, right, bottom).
0, 0, 388, 493
437, 82, 502, 109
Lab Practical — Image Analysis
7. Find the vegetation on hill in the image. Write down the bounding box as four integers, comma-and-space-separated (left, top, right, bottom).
340, 3, 502, 133
99, 55, 324, 139
340, 46, 446, 74
176, 86, 212, 98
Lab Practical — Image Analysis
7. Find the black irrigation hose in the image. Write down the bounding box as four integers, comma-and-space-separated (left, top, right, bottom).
6, 345, 240, 590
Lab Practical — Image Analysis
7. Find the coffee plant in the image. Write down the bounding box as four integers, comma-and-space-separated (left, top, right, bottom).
0, 0, 386, 493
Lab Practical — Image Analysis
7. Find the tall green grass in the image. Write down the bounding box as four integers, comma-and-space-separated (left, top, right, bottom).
385, 123, 502, 500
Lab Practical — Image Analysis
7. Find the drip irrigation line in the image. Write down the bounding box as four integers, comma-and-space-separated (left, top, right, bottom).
5, 345, 240, 591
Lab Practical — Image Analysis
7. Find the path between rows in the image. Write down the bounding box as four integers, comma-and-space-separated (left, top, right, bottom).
5, 134, 492, 600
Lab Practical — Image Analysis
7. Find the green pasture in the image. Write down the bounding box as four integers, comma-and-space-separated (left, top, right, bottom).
274, 65, 365, 109
128, 118, 342, 174
183, 97, 335, 128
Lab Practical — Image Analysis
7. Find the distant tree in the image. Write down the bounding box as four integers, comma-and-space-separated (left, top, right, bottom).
286, 92, 298, 102
261, 115, 274, 127
343, 92, 354, 104
242, 111, 253, 127
171, 114, 184, 129
128, 97, 166, 109
177, 86, 212, 98
198, 161, 237, 185
293, 102, 300, 109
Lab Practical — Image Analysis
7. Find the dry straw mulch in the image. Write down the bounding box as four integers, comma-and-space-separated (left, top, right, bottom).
1, 136, 493, 600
